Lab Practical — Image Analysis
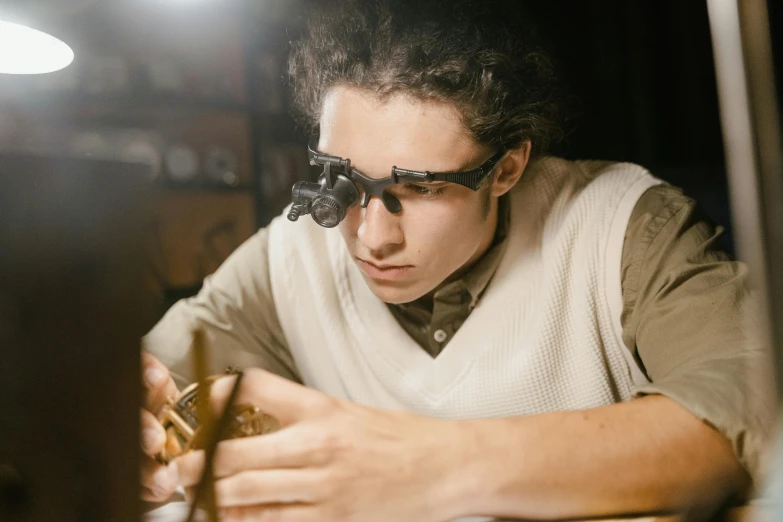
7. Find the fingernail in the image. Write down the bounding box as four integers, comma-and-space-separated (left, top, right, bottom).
142, 428, 161, 452
144, 368, 165, 388
167, 462, 179, 486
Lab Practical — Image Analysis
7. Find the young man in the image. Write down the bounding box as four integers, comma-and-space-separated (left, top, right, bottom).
140, 1, 775, 520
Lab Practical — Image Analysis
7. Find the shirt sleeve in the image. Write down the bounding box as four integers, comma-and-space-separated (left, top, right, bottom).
143, 227, 301, 388
620, 184, 777, 485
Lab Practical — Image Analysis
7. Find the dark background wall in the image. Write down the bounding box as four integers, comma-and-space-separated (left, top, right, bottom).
518, 0, 782, 254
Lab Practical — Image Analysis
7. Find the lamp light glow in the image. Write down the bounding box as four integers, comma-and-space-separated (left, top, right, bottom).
0, 20, 74, 75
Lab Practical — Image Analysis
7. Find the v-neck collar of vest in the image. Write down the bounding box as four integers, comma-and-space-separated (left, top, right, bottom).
335, 166, 553, 401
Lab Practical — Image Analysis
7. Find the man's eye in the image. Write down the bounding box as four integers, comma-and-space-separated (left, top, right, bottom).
408, 184, 445, 197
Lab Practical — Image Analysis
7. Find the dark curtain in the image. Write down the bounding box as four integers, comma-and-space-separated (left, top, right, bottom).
525, 0, 737, 249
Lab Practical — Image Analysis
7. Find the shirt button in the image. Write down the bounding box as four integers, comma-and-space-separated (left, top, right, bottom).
433, 329, 448, 343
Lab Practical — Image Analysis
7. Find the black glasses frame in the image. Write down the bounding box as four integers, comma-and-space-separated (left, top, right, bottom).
307, 141, 506, 213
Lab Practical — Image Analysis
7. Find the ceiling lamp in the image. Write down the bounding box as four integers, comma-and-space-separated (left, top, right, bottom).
0, 20, 74, 74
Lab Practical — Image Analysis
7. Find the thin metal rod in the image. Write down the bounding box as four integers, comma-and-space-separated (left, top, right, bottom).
707, 0, 783, 502
706, 0, 768, 290
706, 0, 783, 403
191, 329, 218, 522
737, 0, 783, 402
184, 371, 246, 522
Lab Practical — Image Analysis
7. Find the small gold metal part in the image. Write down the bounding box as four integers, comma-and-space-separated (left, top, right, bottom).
155, 370, 280, 465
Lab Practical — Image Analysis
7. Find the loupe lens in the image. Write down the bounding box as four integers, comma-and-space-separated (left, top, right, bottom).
311, 198, 343, 228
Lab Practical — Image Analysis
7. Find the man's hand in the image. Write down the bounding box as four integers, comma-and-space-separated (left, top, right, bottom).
172, 368, 469, 522
140, 350, 180, 501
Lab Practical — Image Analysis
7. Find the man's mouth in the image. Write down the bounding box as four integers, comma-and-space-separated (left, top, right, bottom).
355, 258, 415, 281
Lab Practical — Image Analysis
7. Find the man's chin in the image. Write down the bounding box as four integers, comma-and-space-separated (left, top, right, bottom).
362, 277, 429, 305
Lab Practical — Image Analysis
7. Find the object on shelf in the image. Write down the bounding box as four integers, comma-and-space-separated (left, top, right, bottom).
204, 145, 239, 186
165, 144, 200, 183
119, 139, 162, 181
69, 130, 113, 159
69, 127, 164, 179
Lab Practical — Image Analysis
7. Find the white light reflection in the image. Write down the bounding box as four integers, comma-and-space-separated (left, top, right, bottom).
0, 20, 74, 75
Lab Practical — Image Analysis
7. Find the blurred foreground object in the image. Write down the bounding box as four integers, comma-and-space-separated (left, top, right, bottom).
707, 0, 783, 510
0, 156, 152, 521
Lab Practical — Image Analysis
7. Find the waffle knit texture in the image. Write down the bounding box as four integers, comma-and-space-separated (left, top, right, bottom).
267, 157, 661, 416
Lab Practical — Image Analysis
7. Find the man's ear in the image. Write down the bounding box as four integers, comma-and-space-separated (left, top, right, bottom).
490, 141, 532, 197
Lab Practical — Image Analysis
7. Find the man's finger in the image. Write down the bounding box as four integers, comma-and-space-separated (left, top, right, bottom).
174, 428, 327, 486
213, 469, 324, 506
140, 408, 166, 456
141, 350, 178, 414
140, 485, 163, 502
209, 368, 334, 424
140, 454, 178, 500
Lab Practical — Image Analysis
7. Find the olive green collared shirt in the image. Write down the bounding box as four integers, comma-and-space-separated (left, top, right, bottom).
146, 183, 775, 483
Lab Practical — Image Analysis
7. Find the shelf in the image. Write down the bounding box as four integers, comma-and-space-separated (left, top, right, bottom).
154, 181, 256, 194
0, 92, 251, 114
0, 92, 310, 122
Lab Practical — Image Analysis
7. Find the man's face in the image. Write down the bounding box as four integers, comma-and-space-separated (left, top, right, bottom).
319, 86, 500, 304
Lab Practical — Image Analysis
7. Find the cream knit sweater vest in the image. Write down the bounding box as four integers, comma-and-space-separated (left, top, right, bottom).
267, 157, 660, 417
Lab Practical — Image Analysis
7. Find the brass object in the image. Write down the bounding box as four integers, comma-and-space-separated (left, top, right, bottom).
156, 370, 280, 465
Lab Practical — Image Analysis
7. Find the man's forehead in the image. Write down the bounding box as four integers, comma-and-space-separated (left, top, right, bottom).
318, 87, 490, 178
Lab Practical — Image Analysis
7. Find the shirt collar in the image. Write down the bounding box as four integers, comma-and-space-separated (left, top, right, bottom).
458, 193, 510, 308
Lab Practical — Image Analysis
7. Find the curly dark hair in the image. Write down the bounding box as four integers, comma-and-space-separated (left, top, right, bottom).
288, 0, 566, 156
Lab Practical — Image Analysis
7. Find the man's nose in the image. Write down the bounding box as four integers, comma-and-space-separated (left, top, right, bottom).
356, 196, 403, 252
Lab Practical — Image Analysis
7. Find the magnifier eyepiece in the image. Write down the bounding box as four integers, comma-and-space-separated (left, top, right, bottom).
288, 181, 321, 222
287, 206, 303, 222
287, 174, 358, 227
311, 197, 344, 228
